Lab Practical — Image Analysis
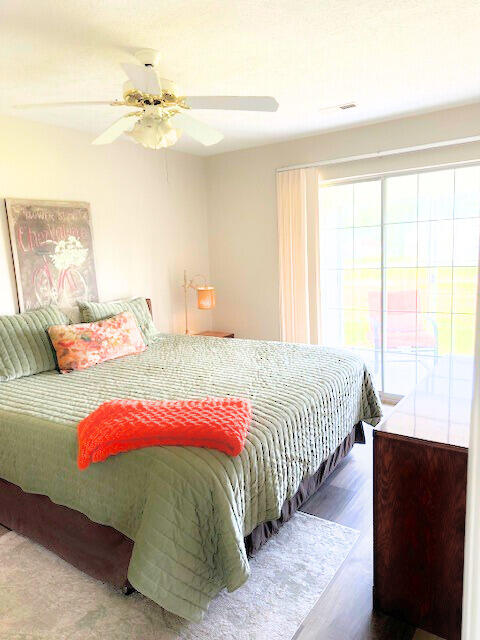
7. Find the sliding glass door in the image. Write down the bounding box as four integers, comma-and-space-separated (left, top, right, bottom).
319, 165, 480, 398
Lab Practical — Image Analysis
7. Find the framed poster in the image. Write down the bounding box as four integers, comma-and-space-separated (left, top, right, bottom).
5, 198, 98, 311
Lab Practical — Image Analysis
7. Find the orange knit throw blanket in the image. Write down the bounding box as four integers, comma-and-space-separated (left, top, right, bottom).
77, 397, 252, 470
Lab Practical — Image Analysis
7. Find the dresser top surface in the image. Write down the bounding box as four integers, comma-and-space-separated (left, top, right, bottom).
375, 355, 474, 449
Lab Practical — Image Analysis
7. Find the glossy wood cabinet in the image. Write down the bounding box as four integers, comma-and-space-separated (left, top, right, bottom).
373, 357, 472, 640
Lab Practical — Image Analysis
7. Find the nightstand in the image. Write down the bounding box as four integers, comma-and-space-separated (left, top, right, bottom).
195, 331, 234, 338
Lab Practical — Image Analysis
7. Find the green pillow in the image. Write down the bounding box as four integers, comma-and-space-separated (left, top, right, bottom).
78, 297, 157, 344
0, 305, 71, 381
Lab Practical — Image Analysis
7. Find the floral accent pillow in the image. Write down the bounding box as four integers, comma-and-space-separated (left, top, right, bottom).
48, 311, 146, 373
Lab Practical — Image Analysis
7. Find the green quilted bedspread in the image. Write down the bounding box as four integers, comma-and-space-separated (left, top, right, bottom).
0, 334, 381, 621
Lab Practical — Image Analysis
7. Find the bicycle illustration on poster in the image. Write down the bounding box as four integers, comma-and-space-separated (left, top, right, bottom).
5, 198, 99, 311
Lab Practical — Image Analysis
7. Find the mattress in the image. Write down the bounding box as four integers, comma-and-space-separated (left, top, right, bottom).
0, 334, 382, 621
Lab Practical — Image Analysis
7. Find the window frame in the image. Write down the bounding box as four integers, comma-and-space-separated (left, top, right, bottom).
318, 160, 480, 403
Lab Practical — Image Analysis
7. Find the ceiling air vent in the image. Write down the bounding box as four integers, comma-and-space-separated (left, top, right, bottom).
339, 103, 357, 110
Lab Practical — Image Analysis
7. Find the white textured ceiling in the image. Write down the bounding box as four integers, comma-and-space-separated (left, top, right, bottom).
1, 0, 479, 156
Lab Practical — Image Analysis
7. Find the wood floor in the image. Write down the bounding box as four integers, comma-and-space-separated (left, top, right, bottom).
294, 424, 415, 640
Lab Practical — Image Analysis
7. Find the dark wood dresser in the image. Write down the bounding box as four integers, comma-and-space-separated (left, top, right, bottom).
373, 357, 472, 640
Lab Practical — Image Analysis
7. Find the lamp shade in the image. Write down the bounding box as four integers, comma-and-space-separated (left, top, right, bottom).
197, 286, 216, 310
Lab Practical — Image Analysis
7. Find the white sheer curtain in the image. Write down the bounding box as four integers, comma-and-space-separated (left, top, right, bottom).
277, 167, 321, 343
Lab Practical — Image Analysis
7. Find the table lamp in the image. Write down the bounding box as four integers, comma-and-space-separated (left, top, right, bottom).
182, 269, 216, 334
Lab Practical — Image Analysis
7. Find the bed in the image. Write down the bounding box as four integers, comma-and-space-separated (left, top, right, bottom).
0, 329, 381, 621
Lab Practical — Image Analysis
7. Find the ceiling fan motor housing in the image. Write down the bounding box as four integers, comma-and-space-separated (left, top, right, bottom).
135, 49, 162, 67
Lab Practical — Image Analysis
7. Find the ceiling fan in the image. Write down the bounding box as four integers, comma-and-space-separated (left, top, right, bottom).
15, 49, 279, 150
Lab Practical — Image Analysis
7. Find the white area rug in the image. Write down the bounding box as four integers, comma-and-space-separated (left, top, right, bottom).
0, 512, 358, 640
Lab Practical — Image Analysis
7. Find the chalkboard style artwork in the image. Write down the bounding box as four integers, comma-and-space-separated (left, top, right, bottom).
5, 198, 98, 311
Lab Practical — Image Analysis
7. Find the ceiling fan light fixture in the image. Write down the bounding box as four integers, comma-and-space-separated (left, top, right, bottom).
127, 116, 182, 149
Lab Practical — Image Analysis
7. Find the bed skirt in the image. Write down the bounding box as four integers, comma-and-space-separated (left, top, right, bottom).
0, 421, 364, 590
245, 420, 365, 555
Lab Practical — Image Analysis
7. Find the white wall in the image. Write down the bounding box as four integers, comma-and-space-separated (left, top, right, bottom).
0, 115, 211, 334
206, 102, 480, 340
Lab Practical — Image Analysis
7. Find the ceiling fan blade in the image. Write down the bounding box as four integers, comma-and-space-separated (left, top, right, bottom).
169, 112, 223, 146
121, 63, 161, 94
15, 101, 119, 109
185, 96, 279, 112
159, 78, 178, 94
92, 114, 140, 145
